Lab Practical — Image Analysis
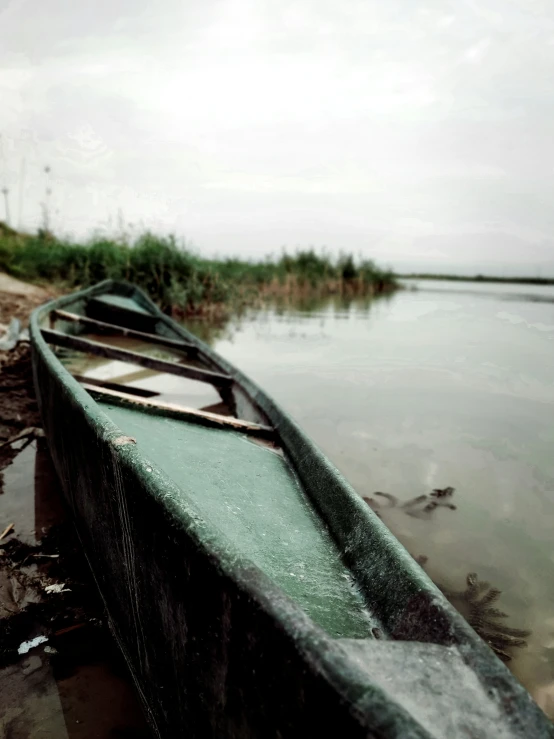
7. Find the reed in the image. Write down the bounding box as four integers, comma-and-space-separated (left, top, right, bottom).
0, 225, 398, 317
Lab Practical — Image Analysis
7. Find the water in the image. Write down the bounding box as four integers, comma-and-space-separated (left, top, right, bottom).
183, 280, 554, 718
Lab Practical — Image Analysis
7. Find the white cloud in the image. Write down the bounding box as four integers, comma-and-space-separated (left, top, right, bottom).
462, 37, 491, 63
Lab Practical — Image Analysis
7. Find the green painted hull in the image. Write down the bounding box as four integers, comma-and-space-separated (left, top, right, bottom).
30, 281, 553, 738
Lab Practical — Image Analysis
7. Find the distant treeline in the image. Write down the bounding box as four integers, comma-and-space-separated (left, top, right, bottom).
0, 223, 397, 316
400, 273, 554, 286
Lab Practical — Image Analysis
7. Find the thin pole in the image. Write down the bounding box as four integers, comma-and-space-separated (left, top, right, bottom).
2, 187, 10, 226
18, 157, 26, 230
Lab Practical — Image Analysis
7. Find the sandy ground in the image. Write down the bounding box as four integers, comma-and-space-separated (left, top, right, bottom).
0, 272, 55, 329
0, 272, 51, 298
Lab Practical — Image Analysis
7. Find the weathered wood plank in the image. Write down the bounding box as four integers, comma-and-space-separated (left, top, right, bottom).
71, 374, 160, 398
81, 383, 275, 439
51, 309, 198, 355
100, 367, 157, 386
41, 329, 232, 389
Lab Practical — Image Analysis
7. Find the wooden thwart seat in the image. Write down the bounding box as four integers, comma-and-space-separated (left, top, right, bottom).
81, 383, 275, 439
71, 374, 160, 398
50, 309, 199, 355
41, 329, 232, 389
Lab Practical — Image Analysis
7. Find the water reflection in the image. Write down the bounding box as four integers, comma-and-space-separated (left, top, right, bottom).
180, 291, 396, 348
268, 290, 395, 316
181, 280, 554, 718
179, 315, 234, 346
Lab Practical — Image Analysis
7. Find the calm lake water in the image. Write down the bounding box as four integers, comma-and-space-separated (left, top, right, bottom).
185, 279, 554, 717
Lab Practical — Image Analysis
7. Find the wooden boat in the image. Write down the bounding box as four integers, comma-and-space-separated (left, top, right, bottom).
30, 281, 552, 738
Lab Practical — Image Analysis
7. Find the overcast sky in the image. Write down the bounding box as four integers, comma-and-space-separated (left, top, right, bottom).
1, 0, 554, 274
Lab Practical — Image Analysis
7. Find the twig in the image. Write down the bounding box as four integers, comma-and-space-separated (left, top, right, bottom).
54, 623, 86, 637
0, 523, 14, 541
0, 427, 44, 450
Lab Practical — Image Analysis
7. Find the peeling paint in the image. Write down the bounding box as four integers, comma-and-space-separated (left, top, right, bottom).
112, 435, 137, 446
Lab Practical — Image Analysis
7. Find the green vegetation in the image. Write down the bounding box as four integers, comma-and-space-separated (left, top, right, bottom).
0, 224, 397, 316
400, 272, 554, 286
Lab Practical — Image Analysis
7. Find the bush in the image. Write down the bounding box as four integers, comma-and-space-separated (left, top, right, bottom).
0, 227, 397, 314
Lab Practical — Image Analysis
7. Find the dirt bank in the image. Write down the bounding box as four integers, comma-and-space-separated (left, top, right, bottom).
0, 274, 50, 463
0, 274, 54, 452
0, 272, 54, 328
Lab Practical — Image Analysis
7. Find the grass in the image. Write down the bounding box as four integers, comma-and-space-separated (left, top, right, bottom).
0, 223, 397, 317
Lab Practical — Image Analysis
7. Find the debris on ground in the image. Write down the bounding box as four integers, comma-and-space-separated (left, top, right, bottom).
0, 523, 14, 541
0, 273, 56, 460
0, 520, 105, 665
0, 318, 22, 351
44, 583, 71, 594
0, 427, 44, 450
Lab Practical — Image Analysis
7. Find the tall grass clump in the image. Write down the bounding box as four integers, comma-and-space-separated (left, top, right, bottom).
0, 224, 398, 316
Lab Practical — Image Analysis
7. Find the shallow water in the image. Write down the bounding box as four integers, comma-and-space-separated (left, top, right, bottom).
183, 280, 554, 718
